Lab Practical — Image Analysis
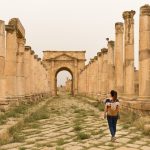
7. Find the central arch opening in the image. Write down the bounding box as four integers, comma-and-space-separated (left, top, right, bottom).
55, 67, 73, 96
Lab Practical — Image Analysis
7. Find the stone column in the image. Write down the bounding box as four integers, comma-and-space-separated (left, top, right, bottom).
30, 50, 35, 98
74, 59, 78, 95
86, 64, 89, 96
5, 25, 17, 100
101, 48, 108, 99
51, 60, 55, 96
107, 41, 115, 92
37, 58, 41, 96
123, 10, 136, 98
33, 55, 38, 98
88, 60, 93, 97
16, 38, 26, 99
24, 46, 31, 99
97, 52, 102, 101
138, 5, 150, 101
115, 22, 124, 94
93, 56, 98, 98
0, 20, 6, 106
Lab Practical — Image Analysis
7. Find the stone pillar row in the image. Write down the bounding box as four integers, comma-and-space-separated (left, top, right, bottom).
78, 4, 150, 110
0, 18, 50, 111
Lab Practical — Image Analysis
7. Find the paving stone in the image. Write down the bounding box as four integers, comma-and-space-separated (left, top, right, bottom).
140, 146, 150, 150
65, 145, 83, 150
126, 144, 140, 148
117, 137, 131, 143
88, 148, 100, 150
98, 145, 113, 149
116, 147, 139, 150
0, 96, 149, 150
0, 143, 23, 149
134, 140, 147, 145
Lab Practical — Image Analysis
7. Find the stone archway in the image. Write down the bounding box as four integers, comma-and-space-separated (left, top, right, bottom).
42, 51, 86, 96
55, 67, 73, 95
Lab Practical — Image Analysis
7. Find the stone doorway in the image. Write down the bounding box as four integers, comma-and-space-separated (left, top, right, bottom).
55, 67, 73, 96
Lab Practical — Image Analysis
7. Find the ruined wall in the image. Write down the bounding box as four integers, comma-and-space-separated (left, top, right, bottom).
0, 18, 50, 111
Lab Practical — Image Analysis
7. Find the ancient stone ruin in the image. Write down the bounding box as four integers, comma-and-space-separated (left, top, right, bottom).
0, 4, 150, 112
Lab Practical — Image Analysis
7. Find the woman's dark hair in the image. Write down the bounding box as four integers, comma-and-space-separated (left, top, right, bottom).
110, 90, 117, 100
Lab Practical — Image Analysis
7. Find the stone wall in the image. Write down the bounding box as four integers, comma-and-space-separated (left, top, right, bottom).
0, 18, 50, 111
78, 4, 150, 112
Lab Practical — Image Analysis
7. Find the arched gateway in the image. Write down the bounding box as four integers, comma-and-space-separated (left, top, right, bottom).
42, 51, 86, 96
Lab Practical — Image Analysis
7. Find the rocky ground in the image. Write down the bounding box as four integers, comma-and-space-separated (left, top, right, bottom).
0, 94, 149, 150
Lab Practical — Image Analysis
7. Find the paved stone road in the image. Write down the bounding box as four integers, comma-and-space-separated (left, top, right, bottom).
0, 95, 150, 150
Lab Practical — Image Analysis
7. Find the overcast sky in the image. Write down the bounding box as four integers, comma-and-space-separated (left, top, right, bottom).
0, 0, 149, 85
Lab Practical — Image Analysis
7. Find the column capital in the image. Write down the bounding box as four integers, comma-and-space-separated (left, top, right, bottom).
30, 50, 35, 55
115, 22, 124, 34
140, 4, 150, 16
34, 54, 38, 59
37, 58, 41, 61
18, 38, 26, 45
25, 46, 31, 51
101, 48, 108, 54
122, 10, 136, 20
97, 52, 102, 57
5, 25, 16, 33
94, 56, 98, 60
108, 41, 115, 47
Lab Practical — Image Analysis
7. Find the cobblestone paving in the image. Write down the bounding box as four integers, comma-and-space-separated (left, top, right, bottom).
0, 95, 150, 150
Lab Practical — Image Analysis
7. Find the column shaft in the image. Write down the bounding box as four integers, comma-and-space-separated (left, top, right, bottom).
101, 48, 108, 99
107, 41, 115, 92
123, 10, 136, 97
5, 26, 17, 98
16, 38, 25, 98
0, 20, 6, 101
139, 5, 150, 100
115, 23, 124, 94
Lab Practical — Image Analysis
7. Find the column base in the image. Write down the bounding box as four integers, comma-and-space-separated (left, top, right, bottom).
120, 94, 138, 101
137, 96, 150, 102
120, 99, 150, 113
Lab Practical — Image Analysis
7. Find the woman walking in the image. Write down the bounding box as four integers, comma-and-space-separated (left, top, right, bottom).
104, 90, 120, 141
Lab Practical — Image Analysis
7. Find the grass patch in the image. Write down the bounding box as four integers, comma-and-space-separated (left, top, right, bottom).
91, 130, 100, 135
56, 147, 64, 150
97, 103, 104, 111
77, 132, 90, 140
120, 110, 150, 136
74, 124, 82, 131
25, 107, 49, 123
0, 103, 29, 125
11, 132, 25, 143
122, 124, 130, 129
56, 138, 66, 146
19, 147, 26, 150
27, 123, 40, 129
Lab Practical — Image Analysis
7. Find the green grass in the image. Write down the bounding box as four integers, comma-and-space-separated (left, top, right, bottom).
97, 103, 104, 111
77, 132, 90, 140
0, 104, 29, 125
19, 147, 26, 150
56, 147, 64, 150
91, 130, 100, 135
56, 138, 66, 146
25, 107, 49, 123
27, 123, 40, 129
74, 124, 82, 131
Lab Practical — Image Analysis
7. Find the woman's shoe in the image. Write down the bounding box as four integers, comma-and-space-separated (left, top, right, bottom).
111, 136, 116, 142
